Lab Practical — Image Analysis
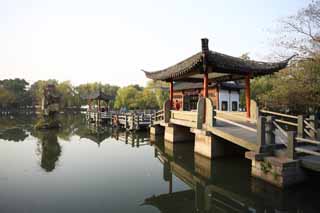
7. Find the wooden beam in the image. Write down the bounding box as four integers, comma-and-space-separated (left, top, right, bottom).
245, 75, 251, 118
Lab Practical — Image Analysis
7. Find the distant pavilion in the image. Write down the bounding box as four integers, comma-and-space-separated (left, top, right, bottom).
143, 38, 293, 118
83, 90, 114, 112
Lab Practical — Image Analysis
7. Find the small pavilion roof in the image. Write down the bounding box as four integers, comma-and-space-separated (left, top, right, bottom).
143, 38, 295, 82
82, 90, 115, 101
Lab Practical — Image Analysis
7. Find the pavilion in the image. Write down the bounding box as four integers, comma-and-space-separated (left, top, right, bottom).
143, 38, 293, 118
82, 90, 114, 112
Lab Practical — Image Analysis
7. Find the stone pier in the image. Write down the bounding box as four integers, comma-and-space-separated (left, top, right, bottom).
194, 153, 213, 178
246, 151, 307, 188
192, 128, 226, 159
150, 125, 165, 136
164, 124, 193, 143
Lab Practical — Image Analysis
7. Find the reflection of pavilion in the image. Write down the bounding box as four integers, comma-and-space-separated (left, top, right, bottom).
76, 124, 112, 146
111, 130, 150, 148
146, 140, 320, 213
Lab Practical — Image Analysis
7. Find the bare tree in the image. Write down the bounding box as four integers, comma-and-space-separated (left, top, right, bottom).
278, 1, 320, 58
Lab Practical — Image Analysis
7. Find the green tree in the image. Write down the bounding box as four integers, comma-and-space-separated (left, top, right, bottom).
114, 85, 141, 110
0, 87, 16, 107
0, 78, 33, 108
145, 80, 169, 108
257, 57, 320, 113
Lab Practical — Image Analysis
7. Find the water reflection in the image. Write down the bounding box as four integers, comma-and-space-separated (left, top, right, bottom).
76, 124, 112, 146
1, 114, 320, 212
0, 128, 28, 142
111, 130, 150, 147
148, 139, 320, 213
33, 130, 61, 172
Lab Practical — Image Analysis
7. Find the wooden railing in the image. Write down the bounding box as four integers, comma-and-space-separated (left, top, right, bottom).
114, 113, 153, 130
152, 110, 164, 124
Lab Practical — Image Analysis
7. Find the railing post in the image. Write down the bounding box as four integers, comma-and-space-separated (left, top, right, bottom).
164, 100, 171, 123
309, 114, 319, 140
309, 114, 316, 139
197, 98, 205, 129
203, 97, 214, 128
257, 116, 266, 152
287, 131, 297, 160
297, 115, 305, 138
266, 116, 275, 145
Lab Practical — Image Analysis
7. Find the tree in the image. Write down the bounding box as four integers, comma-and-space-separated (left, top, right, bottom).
57, 81, 78, 108
114, 85, 141, 110
145, 80, 169, 108
277, 0, 320, 58
0, 87, 16, 107
257, 56, 320, 113
29, 80, 52, 106
0, 78, 30, 108
139, 89, 159, 109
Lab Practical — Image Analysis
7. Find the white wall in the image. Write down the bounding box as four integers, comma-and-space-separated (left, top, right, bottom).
218, 89, 240, 111
230, 91, 240, 111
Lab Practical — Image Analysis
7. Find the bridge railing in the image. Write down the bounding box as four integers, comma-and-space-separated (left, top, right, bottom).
257, 113, 320, 159
152, 110, 164, 124
259, 110, 320, 140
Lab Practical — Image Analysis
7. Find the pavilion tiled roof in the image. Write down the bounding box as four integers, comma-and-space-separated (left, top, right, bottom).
81, 90, 115, 101
143, 39, 294, 82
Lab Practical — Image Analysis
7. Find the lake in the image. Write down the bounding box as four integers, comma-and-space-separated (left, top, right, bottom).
1, 114, 320, 213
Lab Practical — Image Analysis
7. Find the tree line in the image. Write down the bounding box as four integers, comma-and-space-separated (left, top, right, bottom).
0, 79, 168, 111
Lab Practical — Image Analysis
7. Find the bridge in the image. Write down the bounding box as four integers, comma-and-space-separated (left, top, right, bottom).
150, 98, 320, 187
143, 38, 320, 187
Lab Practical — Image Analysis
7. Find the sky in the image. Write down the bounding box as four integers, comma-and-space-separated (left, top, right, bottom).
0, 0, 310, 86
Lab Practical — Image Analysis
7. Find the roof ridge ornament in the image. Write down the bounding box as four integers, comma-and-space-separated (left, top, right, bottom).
201, 38, 209, 54
201, 38, 209, 73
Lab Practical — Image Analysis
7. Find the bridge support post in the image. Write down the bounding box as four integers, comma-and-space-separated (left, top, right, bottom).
164, 124, 193, 143
192, 129, 225, 159
194, 153, 213, 178
150, 125, 164, 136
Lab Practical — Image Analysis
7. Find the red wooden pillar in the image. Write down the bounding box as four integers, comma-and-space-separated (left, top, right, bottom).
216, 87, 219, 110
203, 72, 208, 98
169, 80, 174, 107
245, 75, 251, 118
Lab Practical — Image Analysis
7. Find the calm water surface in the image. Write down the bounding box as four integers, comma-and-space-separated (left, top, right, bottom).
1, 114, 320, 213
